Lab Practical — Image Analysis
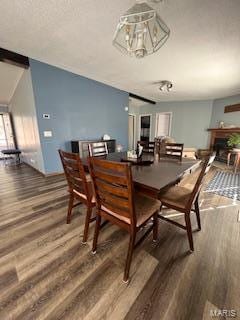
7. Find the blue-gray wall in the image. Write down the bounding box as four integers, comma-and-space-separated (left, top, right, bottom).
30, 59, 129, 174
133, 100, 213, 149
0, 105, 8, 113
210, 94, 240, 128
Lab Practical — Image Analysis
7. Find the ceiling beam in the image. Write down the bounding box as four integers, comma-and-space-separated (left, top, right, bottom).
0, 48, 29, 69
129, 93, 156, 105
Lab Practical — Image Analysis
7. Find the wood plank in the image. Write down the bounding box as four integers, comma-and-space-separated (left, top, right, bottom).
224, 103, 240, 113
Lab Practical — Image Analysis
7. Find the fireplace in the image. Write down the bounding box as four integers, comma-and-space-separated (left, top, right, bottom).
213, 137, 231, 162
208, 127, 240, 163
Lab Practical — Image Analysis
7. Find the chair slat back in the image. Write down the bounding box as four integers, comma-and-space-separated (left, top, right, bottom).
59, 150, 92, 202
188, 153, 216, 206
88, 142, 108, 157
138, 141, 155, 155
162, 143, 184, 161
89, 158, 136, 225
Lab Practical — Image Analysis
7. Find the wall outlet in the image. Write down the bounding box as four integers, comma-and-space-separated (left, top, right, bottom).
43, 130, 52, 137
43, 114, 50, 119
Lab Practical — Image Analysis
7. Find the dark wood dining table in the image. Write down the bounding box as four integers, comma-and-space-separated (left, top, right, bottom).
83, 152, 201, 198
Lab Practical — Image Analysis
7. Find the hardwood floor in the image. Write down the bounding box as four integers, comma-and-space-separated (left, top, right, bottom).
0, 163, 239, 320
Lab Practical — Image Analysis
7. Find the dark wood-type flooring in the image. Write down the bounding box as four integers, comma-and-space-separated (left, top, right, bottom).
0, 163, 239, 320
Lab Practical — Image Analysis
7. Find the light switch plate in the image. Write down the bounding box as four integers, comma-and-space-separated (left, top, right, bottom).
43, 131, 52, 137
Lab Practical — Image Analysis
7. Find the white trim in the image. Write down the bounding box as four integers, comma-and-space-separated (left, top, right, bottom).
138, 114, 152, 141
128, 113, 136, 149
155, 112, 172, 138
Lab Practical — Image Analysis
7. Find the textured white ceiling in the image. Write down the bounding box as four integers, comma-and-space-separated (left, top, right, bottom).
0, 0, 240, 101
129, 97, 149, 109
0, 62, 23, 104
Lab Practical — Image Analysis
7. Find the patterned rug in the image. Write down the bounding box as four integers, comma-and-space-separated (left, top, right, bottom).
205, 171, 240, 201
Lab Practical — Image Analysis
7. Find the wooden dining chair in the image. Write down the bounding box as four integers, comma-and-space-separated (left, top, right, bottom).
160, 143, 184, 161
158, 154, 215, 252
138, 141, 155, 155
88, 141, 108, 157
58, 150, 96, 243
88, 158, 161, 282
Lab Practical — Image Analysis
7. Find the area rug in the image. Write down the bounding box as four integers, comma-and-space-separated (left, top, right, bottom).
205, 171, 240, 201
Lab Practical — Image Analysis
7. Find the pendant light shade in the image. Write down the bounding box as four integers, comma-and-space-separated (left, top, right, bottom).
113, 2, 170, 58
159, 80, 173, 91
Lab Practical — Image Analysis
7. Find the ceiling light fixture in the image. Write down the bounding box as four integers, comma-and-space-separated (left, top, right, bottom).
159, 80, 173, 91
113, 1, 170, 58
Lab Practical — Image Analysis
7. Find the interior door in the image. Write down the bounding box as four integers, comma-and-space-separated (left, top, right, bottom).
0, 113, 15, 149
128, 114, 135, 150
155, 113, 171, 137
0, 114, 7, 149
140, 115, 151, 142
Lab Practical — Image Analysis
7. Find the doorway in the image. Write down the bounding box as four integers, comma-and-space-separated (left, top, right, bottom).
139, 114, 151, 142
0, 113, 15, 150
155, 112, 172, 137
128, 114, 135, 150
0, 114, 8, 149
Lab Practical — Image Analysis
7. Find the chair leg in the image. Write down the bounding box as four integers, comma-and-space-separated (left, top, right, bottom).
66, 193, 74, 224
185, 213, 194, 252
92, 214, 101, 254
234, 154, 240, 174
82, 207, 92, 244
123, 232, 136, 283
153, 212, 158, 242
194, 196, 201, 231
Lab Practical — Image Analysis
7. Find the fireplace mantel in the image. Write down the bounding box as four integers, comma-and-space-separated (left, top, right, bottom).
208, 128, 240, 132
208, 127, 240, 149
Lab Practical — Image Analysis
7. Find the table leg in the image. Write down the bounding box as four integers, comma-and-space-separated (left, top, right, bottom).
17, 153, 21, 164
227, 152, 231, 167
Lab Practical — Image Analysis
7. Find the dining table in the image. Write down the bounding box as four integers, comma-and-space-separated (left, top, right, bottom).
83, 152, 201, 198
